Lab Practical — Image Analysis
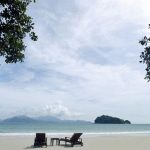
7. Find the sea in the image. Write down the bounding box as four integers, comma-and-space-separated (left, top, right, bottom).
1, 122, 150, 136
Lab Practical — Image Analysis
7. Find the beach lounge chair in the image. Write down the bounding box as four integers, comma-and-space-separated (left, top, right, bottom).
34, 133, 47, 147
59, 133, 83, 147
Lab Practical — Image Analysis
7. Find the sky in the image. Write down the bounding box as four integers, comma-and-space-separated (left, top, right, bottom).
0, 0, 150, 123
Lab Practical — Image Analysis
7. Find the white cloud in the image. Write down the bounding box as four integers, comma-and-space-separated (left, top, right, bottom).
41, 103, 82, 119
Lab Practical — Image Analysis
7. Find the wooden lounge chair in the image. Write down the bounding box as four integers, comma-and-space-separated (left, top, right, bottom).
34, 133, 47, 147
59, 133, 83, 147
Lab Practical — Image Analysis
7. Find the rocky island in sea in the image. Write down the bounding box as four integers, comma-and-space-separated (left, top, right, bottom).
95, 115, 131, 124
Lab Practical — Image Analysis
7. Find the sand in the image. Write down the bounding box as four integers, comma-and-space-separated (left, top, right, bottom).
0, 135, 150, 150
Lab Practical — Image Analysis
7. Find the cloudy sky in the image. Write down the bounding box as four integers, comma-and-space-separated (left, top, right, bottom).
0, 0, 150, 123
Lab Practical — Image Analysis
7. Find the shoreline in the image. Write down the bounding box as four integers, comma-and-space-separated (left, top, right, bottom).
1, 132, 150, 137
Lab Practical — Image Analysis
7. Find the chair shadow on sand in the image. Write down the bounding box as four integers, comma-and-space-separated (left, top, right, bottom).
58, 144, 82, 148
25, 144, 74, 149
24, 145, 34, 149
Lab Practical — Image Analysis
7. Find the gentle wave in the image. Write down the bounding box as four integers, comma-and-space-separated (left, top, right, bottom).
1, 131, 150, 136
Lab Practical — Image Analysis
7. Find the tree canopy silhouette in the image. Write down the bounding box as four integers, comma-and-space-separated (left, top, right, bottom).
139, 24, 150, 81
0, 0, 37, 63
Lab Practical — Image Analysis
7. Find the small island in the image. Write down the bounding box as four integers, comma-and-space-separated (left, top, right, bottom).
94, 115, 131, 124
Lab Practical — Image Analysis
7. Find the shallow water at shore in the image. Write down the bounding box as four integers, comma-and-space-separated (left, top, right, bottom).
1, 122, 150, 136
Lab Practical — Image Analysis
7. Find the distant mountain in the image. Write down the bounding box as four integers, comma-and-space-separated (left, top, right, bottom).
35, 116, 61, 122
1, 115, 91, 124
95, 115, 131, 124
3, 115, 37, 123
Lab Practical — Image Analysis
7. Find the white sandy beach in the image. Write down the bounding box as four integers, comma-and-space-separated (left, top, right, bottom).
0, 135, 150, 150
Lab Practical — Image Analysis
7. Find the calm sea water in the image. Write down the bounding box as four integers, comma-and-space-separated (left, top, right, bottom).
0, 122, 150, 136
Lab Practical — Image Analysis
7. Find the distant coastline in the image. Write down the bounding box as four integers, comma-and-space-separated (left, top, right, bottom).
0, 115, 131, 124
0, 116, 150, 136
